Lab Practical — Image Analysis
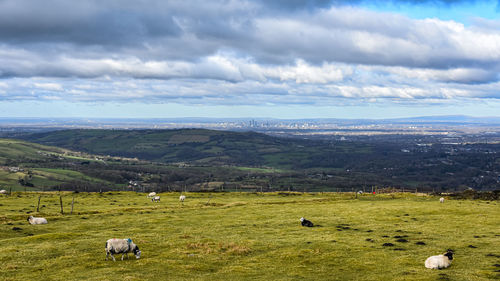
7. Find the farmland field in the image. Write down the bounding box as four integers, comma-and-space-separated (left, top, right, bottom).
0, 192, 499, 280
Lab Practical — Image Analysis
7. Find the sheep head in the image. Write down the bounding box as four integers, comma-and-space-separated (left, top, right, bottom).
133, 246, 141, 259
444, 249, 454, 260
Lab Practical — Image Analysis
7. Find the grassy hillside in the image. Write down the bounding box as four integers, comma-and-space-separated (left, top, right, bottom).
0, 139, 117, 191
0, 192, 498, 280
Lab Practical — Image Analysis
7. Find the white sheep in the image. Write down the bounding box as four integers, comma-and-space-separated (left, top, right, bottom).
27, 215, 48, 225
105, 238, 141, 261
425, 250, 454, 269
0, 189, 7, 194
440, 197, 445, 203
147, 192, 157, 198
151, 196, 160, 202
179, 195, 186, 202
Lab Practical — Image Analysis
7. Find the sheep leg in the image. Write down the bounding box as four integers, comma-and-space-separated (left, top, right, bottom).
121, 253, 125, 261
110, 253, 116, 262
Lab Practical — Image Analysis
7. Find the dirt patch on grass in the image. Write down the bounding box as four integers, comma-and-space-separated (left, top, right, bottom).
222, 202, 247, 208
186, 242, 251, 255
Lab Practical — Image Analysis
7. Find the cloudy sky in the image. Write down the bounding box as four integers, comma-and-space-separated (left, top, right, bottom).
0, 0, 499, 119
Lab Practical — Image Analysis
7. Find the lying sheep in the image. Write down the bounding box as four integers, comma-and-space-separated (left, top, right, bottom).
105, 238, 141, 261
27, 215, 47, 225
147, 192, 156, 198
151, 196, 160, 202
179, 195, 186, 202
425, 249, 454, 269
440, 197, 445, 203
0, 189, 7, 194
300, 217, 314, 227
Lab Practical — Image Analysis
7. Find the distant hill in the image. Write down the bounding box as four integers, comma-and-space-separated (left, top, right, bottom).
0, 139, 61, 165
0, 138, 118, 191
18, 128, 345, 168
14, 128, 500, 191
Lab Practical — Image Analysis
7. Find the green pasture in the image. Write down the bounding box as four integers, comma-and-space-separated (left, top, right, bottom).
0, 192, 498, 280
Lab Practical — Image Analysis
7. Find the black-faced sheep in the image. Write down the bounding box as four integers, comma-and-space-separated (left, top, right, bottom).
425, 249, 454, 269
300, 217, 314, 227
151, 196, 160, 202
179, 195, 186, 202
105, 238, 141, 261
27, 215, 47, 225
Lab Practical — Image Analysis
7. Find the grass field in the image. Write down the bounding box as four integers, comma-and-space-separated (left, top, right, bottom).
0, 192, 499, 280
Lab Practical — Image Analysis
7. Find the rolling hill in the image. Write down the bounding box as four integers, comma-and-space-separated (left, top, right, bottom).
18, 128, 373, 168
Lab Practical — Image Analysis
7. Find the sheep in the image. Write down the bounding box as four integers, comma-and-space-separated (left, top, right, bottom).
425, 249, 454, 269
300, 217, 314, 227
179, 195, 186, 202
27, 215, 47, 225
0, 189, 7, 194
151, 196, 160, 202
105, 238, 141, 261
147, 192, 156, 198
440, 197, 445, 203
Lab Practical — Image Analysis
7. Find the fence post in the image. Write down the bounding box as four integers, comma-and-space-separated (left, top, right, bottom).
59, 196, 64, 214
36, 195, 41, 212
70, 196, 75, 215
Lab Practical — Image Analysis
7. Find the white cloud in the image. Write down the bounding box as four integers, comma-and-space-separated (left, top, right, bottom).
33, 83, 63, 91
0, 2, 499, 110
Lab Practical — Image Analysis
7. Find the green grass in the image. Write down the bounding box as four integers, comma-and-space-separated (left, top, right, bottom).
0, 192, 499, 280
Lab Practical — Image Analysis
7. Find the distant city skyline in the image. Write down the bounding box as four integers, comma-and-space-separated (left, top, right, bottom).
0, 0, 499, 118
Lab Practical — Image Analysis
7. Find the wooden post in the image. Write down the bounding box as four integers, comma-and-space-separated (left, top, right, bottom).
36, 195, 41, 212
70, 196, 75, 215
9, 187, 12, 196
59, 196, 64, 214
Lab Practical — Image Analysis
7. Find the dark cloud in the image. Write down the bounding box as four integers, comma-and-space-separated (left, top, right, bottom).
0, 0, 182, 46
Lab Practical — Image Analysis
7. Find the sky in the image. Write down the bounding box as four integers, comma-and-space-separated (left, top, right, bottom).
0, 0, 499, 119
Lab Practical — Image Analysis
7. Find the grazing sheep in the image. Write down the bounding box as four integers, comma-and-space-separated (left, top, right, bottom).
147, 192, 156, 198
179, 195, 186, 202
151, 196, 160, 202
0, 189, 7, 194
300, 217, 314, 227
440, 197, 445, 203
425, 250, 454, 269
27, 215, 47, 225
105, 238, 141, 261
357, 191, 363, 194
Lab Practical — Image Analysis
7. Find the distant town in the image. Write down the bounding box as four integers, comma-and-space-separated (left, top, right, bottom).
1, 116, 499, 143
